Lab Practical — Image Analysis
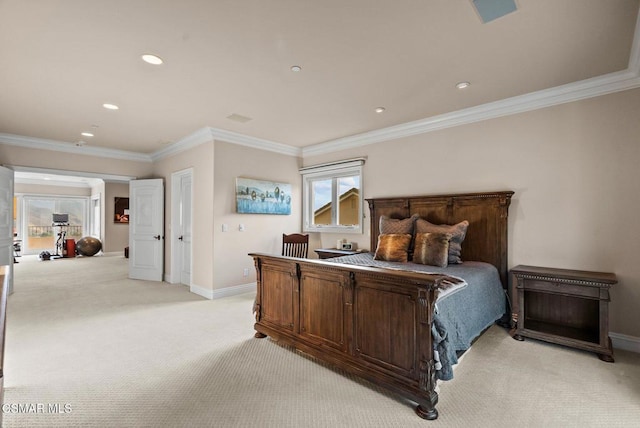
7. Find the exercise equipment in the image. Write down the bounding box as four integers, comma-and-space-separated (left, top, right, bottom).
51, 213, 69, 259
76, 236, 102, 256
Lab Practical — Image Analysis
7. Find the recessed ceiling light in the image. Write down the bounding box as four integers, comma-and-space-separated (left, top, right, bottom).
142, 53, 164, 65
290, 65, 302, 72
375, 107, 386, 113
81, 132, 94, 137
456, 81, 471, 89
103, 103, 119, 110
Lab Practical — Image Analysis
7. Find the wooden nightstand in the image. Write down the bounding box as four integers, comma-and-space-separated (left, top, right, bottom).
314, 248, 363, 259
510, 265, 617, 362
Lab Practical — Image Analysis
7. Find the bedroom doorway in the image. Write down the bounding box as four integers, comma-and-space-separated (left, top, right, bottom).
171, 169, 192, 286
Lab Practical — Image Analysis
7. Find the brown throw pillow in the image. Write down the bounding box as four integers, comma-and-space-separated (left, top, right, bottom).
415, 219, 469, 264
373, 234, 412, 262
413, 232, 452, 267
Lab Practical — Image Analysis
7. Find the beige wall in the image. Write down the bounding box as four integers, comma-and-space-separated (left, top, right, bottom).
104, 182, 130, 253
304, 88, 640, 338
153, 141, 215, 290
213, 141, 301, 289
14, 183, 91, 197
0, 145, 153, 178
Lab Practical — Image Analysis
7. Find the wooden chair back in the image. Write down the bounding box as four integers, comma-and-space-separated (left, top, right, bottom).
282, 233, 309, 258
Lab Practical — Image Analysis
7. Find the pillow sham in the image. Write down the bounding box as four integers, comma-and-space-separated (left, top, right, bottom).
373, 233, 412, 262
379, 213, 419, 235
412, 232, 452, 268
415, 219, 469, 264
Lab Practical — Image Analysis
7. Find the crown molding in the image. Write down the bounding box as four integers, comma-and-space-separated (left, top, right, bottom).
302, 69, 640, 157
302, 10, 640, 158
209, 127, 302, 157
149, 127, 214, 161
150, 126, 302, 161
0, 133, 152, 163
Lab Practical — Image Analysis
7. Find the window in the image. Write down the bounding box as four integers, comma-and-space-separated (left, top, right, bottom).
22, 196, 88, 254
301, 158, 364, 233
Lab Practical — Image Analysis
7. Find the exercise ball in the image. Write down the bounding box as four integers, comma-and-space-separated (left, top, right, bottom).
76, 236, 102, 256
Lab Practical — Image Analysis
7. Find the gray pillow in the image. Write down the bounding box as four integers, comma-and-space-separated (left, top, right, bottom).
379, 213, 419, 235
415, 219, 469, 264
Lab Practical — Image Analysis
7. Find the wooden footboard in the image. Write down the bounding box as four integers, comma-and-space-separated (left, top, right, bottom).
250, 253, 445, 420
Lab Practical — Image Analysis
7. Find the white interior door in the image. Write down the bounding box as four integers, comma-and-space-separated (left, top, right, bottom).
0, 167, 14, 294
129, 179, 164, 281
179, 173, 192, 285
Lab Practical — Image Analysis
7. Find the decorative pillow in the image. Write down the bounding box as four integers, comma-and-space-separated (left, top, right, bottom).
373, 234, 412, 262
379, 214, 419, 235
412, 232, 452, 267
415, 219, 469, 264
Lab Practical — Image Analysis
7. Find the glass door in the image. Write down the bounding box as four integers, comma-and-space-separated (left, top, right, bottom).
22, 196, 88, 255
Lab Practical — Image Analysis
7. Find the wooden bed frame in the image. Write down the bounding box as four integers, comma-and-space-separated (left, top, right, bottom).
250, 191, 513, 420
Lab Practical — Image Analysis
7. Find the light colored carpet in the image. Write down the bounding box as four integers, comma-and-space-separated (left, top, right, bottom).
4, 253, 640, 427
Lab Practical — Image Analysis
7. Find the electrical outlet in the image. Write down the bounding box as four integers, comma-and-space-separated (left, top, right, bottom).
243, 268, 250, 277
222, 224, 228, 232
239, 224, 245, 232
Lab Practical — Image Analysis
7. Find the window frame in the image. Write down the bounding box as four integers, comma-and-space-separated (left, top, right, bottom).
301, 159, 364, 234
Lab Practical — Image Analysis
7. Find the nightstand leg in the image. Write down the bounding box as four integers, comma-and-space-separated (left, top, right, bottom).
597, 338, 615, 362
597, 353, 614, 363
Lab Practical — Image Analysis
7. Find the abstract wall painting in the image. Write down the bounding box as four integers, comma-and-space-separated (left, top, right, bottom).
235, 177, 291, 215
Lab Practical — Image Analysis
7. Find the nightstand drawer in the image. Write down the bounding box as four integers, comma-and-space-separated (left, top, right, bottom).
521, 279, 601, 299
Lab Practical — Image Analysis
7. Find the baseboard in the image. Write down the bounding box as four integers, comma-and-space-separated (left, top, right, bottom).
189, 282, 256, 300
190, 283, 214, 300
212, 282, 256, 299
610, 332, 640, 354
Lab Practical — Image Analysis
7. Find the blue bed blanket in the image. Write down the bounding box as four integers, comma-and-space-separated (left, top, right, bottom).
326, 253, 506, 381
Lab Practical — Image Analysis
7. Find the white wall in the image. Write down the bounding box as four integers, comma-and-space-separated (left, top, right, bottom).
304, 88, 640, 339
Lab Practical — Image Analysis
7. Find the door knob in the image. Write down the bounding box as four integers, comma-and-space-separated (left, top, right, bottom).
178, 236, 183, 241
154, 235, 161, 240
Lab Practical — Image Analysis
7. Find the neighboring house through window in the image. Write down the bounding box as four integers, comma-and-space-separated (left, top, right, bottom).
300, 158, 364, 234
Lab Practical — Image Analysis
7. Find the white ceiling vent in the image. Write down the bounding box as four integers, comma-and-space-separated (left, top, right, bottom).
226, 113, 253, 123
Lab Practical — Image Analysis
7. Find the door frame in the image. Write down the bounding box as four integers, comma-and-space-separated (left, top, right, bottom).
170, 168, 193, 285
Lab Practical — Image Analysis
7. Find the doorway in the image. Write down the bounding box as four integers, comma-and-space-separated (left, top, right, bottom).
171, 169, 193, 286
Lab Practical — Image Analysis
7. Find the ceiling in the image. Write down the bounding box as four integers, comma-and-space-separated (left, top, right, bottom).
1, 0, 639, 158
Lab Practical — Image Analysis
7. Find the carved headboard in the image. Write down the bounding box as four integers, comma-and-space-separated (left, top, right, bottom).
366, 191, 514, 288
